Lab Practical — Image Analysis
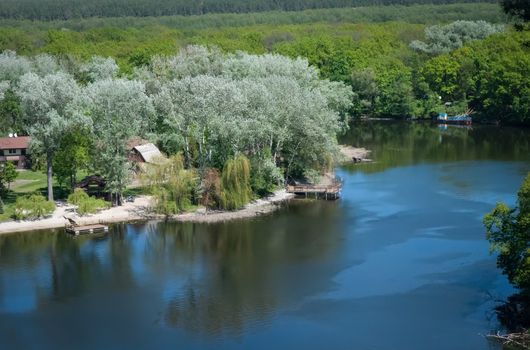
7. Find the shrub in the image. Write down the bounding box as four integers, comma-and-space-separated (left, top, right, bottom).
14, 194, 55, 220
67, 188, 109, 215
143, 155, 198, 215
304, 169, 322, 185
200, 168, 222, 209
250, 155, 283, 197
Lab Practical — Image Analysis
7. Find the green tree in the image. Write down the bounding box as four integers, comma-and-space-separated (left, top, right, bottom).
484, 173, 530, 292
0, 161, 18, 192
410, 20, 503, 54
15, 72, 82, 201
350, 69, 379, 117
500, 0, 530, 22
53, 129, 91, 191
82, 78, 155, 205
0, 89, 23, 134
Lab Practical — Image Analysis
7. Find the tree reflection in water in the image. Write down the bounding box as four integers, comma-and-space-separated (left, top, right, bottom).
149, 200, 344, 336
0, 200, 345, 337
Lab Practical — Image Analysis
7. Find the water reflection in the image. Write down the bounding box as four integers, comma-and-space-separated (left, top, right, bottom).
340, 121, 530, 173
0, 201, 345, 338
0, 122, 529, 349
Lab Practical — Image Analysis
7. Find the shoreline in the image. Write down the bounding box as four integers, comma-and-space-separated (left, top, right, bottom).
0, 190, 295, 235
0, 146, 370, 235
338, 145, 371, 162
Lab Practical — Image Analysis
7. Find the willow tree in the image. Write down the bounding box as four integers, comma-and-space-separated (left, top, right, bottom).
80, 56, 119, 82
151, 46, 352, 185
82, 79, 154, 205
220, 155, 252, 210
16, 72, 81, 201
410, 20, 504, 54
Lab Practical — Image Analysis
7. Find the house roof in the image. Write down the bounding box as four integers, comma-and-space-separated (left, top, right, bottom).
133, 143, 165, 163
0, 136, 31, 150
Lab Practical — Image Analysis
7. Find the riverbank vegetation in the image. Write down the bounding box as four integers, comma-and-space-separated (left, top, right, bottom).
67, 188, 109, 215
485, 173, 530, 348
0, 1, 528, 218
0, 47, 351, 215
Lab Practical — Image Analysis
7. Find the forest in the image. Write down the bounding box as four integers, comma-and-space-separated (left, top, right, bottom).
0, 1, 529, 216
0, 3, 527, 125
0, 0, 495, 20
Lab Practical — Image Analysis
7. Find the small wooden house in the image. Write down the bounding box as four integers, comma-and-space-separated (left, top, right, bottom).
0, 135, 31, 169
127, 138, 166, 165
130, 143, 165, 164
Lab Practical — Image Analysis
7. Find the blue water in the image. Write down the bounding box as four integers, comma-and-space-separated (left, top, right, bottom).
0, 122, 528, 349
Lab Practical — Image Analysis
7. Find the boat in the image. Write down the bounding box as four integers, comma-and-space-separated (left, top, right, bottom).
437, 113, 472, 125
437, 108, 473, 125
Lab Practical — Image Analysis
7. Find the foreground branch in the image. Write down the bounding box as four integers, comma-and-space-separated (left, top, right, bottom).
486, 331, 530, 349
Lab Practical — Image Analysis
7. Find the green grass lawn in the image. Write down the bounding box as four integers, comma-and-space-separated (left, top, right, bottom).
1, 170, 72, 222
1, 170, 51, 221
1, 170, 150, 222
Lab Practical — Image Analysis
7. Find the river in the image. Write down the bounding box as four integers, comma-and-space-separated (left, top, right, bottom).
1, 122, 529, 349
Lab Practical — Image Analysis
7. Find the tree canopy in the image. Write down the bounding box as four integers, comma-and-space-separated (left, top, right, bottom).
0, 47, 352, 206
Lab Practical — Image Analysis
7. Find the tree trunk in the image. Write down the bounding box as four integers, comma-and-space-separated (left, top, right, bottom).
70, 173, 75, 192
184, 136, 191, 168
47, 150, 54, 201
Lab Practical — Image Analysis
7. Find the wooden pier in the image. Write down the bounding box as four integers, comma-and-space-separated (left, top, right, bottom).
65, 224, 109, 235
286, 184, 341, 200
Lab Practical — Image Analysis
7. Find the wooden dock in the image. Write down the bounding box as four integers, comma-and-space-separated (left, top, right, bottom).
66, 224, 109, 235
286, 184, 341, 200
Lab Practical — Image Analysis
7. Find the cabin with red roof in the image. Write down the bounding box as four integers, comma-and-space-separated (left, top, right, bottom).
0, 136, 31, 169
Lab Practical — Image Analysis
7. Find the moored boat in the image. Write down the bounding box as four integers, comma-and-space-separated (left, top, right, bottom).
437, 110, 473, 125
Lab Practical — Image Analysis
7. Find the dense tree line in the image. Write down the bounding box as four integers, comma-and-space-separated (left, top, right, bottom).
0, 47, 351, 207
0, 3, 526, 125
420, 29, 529, 124
0, 0, 495, 20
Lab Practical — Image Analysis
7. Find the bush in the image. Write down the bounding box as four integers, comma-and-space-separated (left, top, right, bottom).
143, 155, 198, 215
250, 155, 283, 197
14, 194, 55, 220
200, 168, 222, 209
67, 188, 110, 215
304, 169, 322, 185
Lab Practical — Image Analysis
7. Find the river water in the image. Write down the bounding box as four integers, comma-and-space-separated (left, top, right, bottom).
0, 122, 529, 350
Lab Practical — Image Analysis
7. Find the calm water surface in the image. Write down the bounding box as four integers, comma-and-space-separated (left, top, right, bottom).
1, 122, 529, 350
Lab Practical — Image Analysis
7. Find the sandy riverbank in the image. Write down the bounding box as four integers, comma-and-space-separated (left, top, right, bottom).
0, 190, 295, 234
338, 145, 372, 162
0, 146, 370, 234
